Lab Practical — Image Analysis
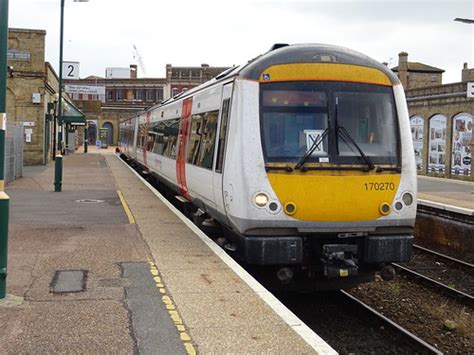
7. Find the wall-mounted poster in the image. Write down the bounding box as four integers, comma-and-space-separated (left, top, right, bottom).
428, 114, 447, 173
451, 113, 472, 176
410, 116, 424, 171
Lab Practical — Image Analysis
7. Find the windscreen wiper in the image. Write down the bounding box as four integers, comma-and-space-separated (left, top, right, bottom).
337, 125, 375, 171
294, 128, 329, 171
334, 96, 375, 171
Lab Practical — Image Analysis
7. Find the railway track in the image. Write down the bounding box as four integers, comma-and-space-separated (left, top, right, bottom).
393, 244, 474, 307
277, 290, 442, 354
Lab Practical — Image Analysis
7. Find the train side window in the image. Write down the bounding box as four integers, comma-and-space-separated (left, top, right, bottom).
162, 118, 180, 159
187, 110, 218, 169
197, 111, 218, 169
137, 124, 146, 149
187, 114, 203, 164
215, 99, 230, 173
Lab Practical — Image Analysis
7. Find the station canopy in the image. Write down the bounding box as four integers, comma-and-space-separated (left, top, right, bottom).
61, 97, 85, 125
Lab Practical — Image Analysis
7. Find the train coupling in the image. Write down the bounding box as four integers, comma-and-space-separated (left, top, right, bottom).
321, 244, 359, 278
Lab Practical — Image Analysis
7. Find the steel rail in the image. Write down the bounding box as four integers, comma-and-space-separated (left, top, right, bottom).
341, 290, 443, 355
392, 263, 474, 308
413, 244, 474, 268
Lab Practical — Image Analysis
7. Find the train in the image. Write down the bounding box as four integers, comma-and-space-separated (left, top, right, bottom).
119, 43, 417, 290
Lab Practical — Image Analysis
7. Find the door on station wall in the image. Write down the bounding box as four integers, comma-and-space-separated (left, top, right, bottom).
409, 115, 424, 172
88, 120, 97, 145
103, 122, 114, 146
428, 114, 447, 174
451, 113, 472, 176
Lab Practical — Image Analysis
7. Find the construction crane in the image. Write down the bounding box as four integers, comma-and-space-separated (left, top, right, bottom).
132, 44, 148, 77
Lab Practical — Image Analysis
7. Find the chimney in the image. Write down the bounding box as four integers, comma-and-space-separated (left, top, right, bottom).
397, 51, 409, 89
130, 64, 137, 79
461, 62, 474, 82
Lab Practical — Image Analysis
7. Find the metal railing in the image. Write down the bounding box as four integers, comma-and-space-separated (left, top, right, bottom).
3, 123, 23, 183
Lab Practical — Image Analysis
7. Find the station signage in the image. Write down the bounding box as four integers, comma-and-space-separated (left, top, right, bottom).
62, 61, 80, 80
468, 82, 474, 98
65, 85, 106, 95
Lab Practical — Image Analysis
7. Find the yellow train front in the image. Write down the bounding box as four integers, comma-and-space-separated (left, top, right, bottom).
222, 44, 417, 289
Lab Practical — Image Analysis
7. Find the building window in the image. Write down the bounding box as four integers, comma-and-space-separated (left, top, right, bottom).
172, 87, 179, 97
146, 89, 156, 102
156, 87, 164, 101
135, 89, 145, 101
431, 75, 438, 82
116, 89, 124, 101
106, 90, 114, 101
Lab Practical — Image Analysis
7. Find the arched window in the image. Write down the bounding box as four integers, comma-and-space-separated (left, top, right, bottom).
451, 113, 472, 176
428, 114, 447, 173
409, 115, 424, 171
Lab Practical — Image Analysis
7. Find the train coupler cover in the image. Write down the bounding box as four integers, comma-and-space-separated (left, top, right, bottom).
322, 244, 359, 278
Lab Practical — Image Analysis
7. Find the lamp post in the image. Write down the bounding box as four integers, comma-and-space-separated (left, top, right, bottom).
0, 0, 9, 299
55, 0, 88, 191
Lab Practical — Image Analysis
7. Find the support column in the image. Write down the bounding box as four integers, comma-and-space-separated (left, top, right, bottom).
0, 0, 10, 299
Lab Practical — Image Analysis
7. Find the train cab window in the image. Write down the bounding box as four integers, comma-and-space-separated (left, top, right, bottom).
215, 99, 231, 173
187, 110, 219, 169
260, 86, 328, 162
335, 90, 397, 163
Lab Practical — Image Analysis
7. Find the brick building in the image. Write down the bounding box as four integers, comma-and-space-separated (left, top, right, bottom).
398, 61, 473, 181
6, 28, 82, 165
66, 64, 229, 146
392, 51, 444, 90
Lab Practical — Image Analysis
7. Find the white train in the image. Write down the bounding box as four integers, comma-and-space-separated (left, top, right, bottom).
120, 44, 417, 289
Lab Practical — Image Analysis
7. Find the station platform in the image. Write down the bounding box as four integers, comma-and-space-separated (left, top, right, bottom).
0, 149, 334, 354
417, 175, 474, 213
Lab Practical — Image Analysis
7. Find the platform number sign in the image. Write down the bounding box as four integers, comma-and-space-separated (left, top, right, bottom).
62, 61, 80, 80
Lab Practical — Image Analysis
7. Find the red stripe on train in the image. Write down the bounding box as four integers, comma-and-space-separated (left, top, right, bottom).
176, 98, 192, 199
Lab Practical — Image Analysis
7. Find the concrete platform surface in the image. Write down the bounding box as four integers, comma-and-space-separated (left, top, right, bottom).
418, 175, 474, 211
1, 151, 333, 354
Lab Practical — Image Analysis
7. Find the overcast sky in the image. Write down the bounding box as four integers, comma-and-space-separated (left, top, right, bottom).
8, 0, 474, 84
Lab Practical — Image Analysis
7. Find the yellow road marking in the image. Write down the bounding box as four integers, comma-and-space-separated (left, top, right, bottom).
148, 260, 196, 354
117, 190, 135, 224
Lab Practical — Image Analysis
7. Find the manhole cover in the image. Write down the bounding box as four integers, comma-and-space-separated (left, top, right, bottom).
75, 199, 104, 204
51, 270, 88, 293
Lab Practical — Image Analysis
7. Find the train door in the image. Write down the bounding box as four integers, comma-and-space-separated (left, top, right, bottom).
212, 83, 233, 213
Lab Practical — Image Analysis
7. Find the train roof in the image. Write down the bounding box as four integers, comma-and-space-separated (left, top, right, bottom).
123, 43, 400, 122
238, 43, 400, 84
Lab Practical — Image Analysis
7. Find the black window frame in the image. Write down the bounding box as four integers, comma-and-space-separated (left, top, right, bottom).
259, 81, 401, 166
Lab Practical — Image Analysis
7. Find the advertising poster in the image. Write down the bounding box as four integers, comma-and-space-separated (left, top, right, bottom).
410, 116, 424, 171
428, 115, 447, 173
451, 114, 472, 176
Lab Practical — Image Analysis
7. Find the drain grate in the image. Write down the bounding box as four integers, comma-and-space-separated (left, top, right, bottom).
51, 270, 88, 293
75, 199, 104, 204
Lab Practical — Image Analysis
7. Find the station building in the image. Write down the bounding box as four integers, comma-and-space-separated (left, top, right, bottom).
65, 63, 229, 146
392, 52, 474, 181
6, 28, 82, 166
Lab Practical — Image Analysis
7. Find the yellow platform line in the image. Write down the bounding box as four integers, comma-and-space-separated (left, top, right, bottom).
117, 190, 136, 224
148, 260, 197, 355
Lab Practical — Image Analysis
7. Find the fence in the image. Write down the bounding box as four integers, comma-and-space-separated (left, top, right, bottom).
4, 123, 23, 183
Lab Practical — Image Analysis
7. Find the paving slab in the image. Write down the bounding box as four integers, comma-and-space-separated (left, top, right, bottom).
418, 176, 474, 210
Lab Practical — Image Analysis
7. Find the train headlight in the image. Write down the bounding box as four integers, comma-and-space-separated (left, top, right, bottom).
379, 202, 391, 215
284, 202, 297, 216
254, 193, 269, 207
402, 192, 414, 206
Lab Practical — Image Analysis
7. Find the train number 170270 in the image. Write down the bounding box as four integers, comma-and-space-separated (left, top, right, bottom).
364, 182, 395, 191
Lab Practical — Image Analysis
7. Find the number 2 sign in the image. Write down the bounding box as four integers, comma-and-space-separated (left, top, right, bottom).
62, 61, 79, 80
